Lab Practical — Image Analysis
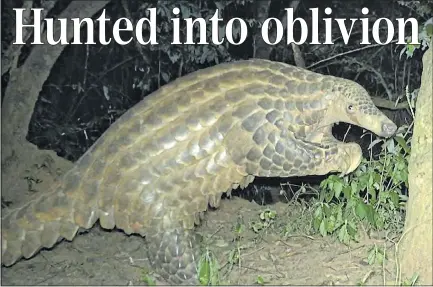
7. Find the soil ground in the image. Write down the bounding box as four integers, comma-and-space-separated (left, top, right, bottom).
1, 180, 400, 286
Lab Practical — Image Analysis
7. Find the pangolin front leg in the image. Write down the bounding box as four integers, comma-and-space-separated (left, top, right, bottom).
223, 119, 364, 179
143, 126, 364, 285
304, 126, 363, 176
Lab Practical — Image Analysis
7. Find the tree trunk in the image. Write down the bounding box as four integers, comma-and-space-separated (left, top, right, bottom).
2, 0, 57, 76
1, 1, 109, 205
398, 41, 432, 285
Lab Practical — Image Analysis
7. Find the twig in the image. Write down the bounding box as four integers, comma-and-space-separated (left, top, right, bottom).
158, 50, 161, 88
404, 85, 416, 118
383, 242, 386, 286
95, 56, 137, 83
291, 43, 306, 68
346, 58, 394, 100
83, 44, 89, 87
307, 40, 399, 70
242, 246, 265, 257
343, 125, 351, 142
121, 0, 150, 64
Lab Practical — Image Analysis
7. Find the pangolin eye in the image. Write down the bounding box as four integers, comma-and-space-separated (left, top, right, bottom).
347, 104, 355, 112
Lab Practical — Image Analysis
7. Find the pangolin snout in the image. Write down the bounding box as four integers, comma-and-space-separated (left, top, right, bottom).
381, 121, 397, 137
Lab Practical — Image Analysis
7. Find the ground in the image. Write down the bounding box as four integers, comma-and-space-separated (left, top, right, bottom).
1, 185, 400, 286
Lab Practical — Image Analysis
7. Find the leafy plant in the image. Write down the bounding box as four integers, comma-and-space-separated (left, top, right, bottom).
256, 275, 266, 285
198, 249, 220, 286
250, 209, 277, 233
400, 273, 419, 286
366, 244, 387, 265
399, 16, 432, 59
140, 269, 156, 285
313, 125, 411, 243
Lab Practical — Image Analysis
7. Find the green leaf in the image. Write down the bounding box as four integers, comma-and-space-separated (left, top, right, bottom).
319, 188, 326, 202
338, 224, 349, 244
323, 204, 331, 217
180, 4, 191, 19
343, 186, 352, 200
337, 205, 344, 223
426, 23, 433, 36
251, 221, 261, 233
347, 221, 358, 237
257, 275, 265, 285
365, 204, 375, 225
327, 215, 336, 232
199, 258, 210, 285
367, 248, 376, 265
376, 251, 384, 265
313, 216, 322, 231
324, 189, 334, 203
314, 205, 323, 219
375, 215, 384, 229
161, 72, 170, 82
389, 191, 400, 207
328, 180, 334, 191
386, 139, 396, 154
355, 201, 368, 220
368, 172, 374, 187
267, 209, 277, 219
320, 178, 328, 189
400, 46, 408, 59
141, 273, 156, 286
394, 136, 411, 154
334, 181, 343, 198
368, 138, 383, 150
215, 1, 227, 10
319, 219, 327, 237
358, 173, 369, 190
351, 181, 359, 195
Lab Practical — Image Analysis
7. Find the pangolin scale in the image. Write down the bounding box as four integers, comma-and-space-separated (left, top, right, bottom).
1, 59, 397, 284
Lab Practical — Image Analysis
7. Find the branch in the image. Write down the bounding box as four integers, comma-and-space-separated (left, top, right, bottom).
287, 1, 306, 68
371, 96, 409, 110
307, 40, 399, 70
271, 0, 306, 67
346, 57, 395, 100
291, 43, 305, 68
1, 1, 56, 76
121, 0, 151, 64
2, 1, 34, 76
